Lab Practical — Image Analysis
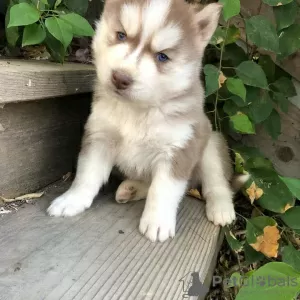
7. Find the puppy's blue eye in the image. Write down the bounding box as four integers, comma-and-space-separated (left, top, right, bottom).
117, 31, 127, 41
157, 52, 169, 62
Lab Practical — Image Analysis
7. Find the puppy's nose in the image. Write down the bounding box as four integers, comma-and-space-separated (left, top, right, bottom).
112, 70, 133, 90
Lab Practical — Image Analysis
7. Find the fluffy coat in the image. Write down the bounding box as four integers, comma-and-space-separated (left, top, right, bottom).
48, 0, 237, 242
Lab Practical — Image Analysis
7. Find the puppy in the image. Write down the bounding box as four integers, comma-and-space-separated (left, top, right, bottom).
48, 0, 237, 242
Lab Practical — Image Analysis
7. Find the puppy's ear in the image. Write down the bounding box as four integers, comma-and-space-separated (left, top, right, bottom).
194, 3, 222, 49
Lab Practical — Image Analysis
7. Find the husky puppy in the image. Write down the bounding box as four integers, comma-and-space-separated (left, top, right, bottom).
48, 0, 238, 242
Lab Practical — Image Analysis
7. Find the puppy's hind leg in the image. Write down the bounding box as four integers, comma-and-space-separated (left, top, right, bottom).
199, 132, 236, 226
115, 180, 150, 203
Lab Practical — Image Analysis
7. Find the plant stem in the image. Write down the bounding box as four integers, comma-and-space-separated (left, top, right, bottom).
214, 22, 230, 131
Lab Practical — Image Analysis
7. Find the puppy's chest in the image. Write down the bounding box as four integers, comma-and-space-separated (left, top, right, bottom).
115, 119, 193, 177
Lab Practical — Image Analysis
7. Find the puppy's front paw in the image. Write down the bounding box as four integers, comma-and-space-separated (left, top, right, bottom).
206, 201, 236, 226
47, 191, 92, 217
139, 208, 176, 242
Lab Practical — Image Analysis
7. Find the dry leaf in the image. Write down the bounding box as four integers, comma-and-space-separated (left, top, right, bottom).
218, 71, 227, 88
283, 203, 293, 213
250, 225, 280, 258
246, 182, 264, 204
0, 192, 44, 203
187, 189, 202, 200
277, 2, 282, 5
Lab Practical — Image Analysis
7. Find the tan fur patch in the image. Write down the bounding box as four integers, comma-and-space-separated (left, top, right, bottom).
172, 118, 212, 180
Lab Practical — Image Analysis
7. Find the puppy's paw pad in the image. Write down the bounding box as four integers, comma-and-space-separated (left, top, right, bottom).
206, 202, 235, 227
139, 213, 176, 242
47, 193, 90, 217
115, 185, 137, 203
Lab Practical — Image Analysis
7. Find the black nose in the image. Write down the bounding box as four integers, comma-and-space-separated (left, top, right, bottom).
112, 70, 133, 90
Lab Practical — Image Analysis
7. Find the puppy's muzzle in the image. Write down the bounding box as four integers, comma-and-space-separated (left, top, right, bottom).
112, 70, 133, 90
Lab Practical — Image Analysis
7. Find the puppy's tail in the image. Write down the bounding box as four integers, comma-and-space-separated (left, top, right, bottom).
231, 173, 250, 192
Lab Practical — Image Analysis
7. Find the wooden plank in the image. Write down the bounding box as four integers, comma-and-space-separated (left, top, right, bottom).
0, 96, 90, 198
0, 181, 221, 300
0, 59, 96, 103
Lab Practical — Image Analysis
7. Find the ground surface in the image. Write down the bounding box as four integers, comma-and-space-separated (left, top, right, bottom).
0, 181, 221, 300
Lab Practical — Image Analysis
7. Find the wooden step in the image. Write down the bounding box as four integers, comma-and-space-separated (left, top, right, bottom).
0, 181, 222, 300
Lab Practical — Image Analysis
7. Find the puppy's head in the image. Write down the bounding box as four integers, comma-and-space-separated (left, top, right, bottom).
93, 0, 221, 106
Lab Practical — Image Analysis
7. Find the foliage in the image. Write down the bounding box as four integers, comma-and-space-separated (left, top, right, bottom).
5, 0, 94, 62
203, 0, 300, 299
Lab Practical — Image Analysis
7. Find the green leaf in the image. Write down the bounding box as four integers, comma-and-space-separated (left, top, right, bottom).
22, 23, 46, 47
226, 78, 246, 101
273, 1, 298, 31
236, 262, 300, 300
270, 77, 297, 98
281, 207, 300, 229
204, 64, 219, 97
59, 13, 94, 36
271, 92, 289, 113
258, 55, 275, 82
230, 113, 255, 134
246, 216, 276, 244
263, 109, 281, 140
54, 0, 62, 8
231, 95, 248, 107
245, 156, 274, 171
279, 176, 300, 199
236, 61, 268, 89
45, 17, 73, 49
5, 5, 20, 47
223, 43, 248, 67
44, 30, 66, 63
224, 25, 240, 45
64, 0, 89, 15
262, 0, 293, 6
224, 227, 243, 252
279, 24, 300, 59
245, 16, 279, 53
233, 144, 263, 161
219, 0, 240, 21
247, 88, 273, 124
223, 100, 239, 116
247, 168, 294, 213
210, 26, 225, 45
282, 244, 300, 272
8, 3, 40, 27
227, 272, 242, 288
244, 242, 265, 264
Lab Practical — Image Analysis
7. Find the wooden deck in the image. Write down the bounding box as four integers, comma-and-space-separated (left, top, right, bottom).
0, 181, 221, 300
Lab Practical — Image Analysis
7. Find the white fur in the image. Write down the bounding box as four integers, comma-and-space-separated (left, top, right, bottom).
48, 2, 234, 242
151, 23, 182, 51
142, 0, 171, 41
48, 138, 114, 217
120, 4, 141, 36
139, 164, 187, 242
200, 132, 236, 226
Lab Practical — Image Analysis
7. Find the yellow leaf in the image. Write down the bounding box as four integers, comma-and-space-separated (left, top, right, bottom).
277, 2, 282, 6
246, 182, 264, 204
283, 203, 293, 213
187, 189, 202, 200
0, 192, 44, 203
250, 225, 280, 258
218, 71, 227, 88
